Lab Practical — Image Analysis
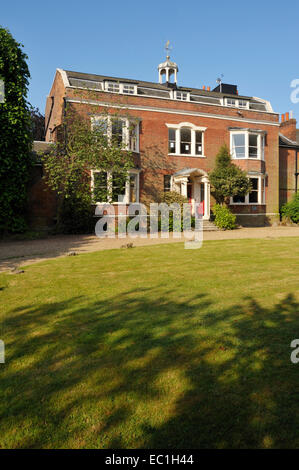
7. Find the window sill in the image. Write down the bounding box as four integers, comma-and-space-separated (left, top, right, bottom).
230, 203, 265, 206
168, 154, 206, 158
232, 157, 264, 161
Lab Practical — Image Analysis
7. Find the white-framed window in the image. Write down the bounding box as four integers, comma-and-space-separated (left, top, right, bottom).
226, 98, 236, 107
106, 82, 120, 93
224, 98, 249, 109
175, 91, 189, 101
91, 116, 140, 152
231, 176, 266, 205
230, 130, 265, 160
91, 170, 140, 204
105, 81, 137, 95
166, 122, 207, 157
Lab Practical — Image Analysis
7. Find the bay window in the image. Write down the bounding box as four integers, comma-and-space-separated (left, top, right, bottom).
231, 176, 265, 205
231, 130, 265, 160
166, 123, 206, 157
91, 116, 139, 152
92, 170, 139, 204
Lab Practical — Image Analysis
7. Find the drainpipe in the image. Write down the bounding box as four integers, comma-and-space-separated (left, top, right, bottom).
295, 150, 298, 193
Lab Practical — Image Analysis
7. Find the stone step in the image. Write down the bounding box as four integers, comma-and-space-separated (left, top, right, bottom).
201, 220, 220, 231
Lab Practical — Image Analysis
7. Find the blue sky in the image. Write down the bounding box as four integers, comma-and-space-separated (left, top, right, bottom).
2, 0, 299, 120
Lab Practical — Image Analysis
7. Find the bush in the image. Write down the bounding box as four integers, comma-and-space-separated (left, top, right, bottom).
213, 204, 236, 230
160, 191, 188, 208
57, 196, 95, 234
281, 193, 299, 224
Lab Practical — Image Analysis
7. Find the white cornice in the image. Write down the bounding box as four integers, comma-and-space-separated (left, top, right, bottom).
57, 68, 70, 87
65, 97, 280, 127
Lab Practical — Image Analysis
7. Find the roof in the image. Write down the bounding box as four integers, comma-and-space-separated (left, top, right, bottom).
279, 133, 299, 148
64, 69, 253, 101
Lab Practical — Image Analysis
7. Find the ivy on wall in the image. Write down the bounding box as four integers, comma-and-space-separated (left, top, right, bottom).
0, 27, 33, 233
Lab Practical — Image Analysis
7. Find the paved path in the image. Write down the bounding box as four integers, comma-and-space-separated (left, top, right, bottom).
0, 226, 298, 272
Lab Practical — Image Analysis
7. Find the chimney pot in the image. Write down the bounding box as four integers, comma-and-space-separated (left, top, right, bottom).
281, 114, 285, 122
203, 85, 206, 90
207, 86, 210, 91
286, 112, 290, 121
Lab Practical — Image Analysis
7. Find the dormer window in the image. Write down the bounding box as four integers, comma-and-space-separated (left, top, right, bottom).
123, 84, 136, 94
105, 81, 137, 95
106, 82, 120, 93
226, 98, 236, 107
175, 91, 189, 101
225, 98, 249, 109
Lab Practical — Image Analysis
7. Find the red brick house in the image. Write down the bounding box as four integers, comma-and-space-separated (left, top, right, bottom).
40, 54, 298, 227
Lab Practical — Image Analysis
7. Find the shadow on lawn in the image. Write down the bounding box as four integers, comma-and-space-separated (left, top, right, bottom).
1, 290, 299, 448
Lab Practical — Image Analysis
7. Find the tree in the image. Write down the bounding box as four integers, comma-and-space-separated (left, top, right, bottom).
29, 106, 45, 141
42, 107, 134, 233
0, 27, 33, 233
209, 144, 251, 205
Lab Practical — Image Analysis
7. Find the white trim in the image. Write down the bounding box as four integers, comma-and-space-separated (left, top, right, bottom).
234, 212, 279, 216
167, 122, 206, 157
230, 175, 265, 205
57, 68, 70, 87
252, 96, 273, 113
91, 115, 139, 152
91, 169, 140, 204
66, 98, 280, 127
230, 130, 265, 160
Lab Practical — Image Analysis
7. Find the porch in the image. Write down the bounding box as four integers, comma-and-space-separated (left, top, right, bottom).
172, 168, 211, 220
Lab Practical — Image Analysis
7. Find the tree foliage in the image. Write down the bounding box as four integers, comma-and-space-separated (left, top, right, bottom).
42, 107, 134, 233
29, 106, 45, 141
281, 192, 299, 224
209, 145, 251, 205
0, 27, 33, 233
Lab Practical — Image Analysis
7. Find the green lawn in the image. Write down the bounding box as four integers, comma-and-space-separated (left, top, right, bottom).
1, 237, 299, 449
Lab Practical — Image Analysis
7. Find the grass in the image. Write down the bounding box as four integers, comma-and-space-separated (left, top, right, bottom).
0, 237, 299, 449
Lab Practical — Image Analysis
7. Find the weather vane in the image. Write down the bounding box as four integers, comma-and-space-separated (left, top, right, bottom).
165, 40, 172, 58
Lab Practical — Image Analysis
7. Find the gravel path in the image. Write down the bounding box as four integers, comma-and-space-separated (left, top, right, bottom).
0, 226, 298, 272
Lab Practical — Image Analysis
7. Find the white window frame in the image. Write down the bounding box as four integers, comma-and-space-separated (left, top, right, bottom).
91, 116, 139, 152
174, 90, 190, 101
91, 169, 140, 204
230, 130, 265, 160
230, 175, 266, 205
105, 81, 137, 95
166, 122, 207, 157
224, 98, 249, 109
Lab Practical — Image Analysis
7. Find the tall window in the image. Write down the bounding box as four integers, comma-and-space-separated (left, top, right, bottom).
93, 171, 108, 202
231, 131, 265, 160
91, 116, 139, 152
167, 123, 206, 156
231, 176, 265, 204
168, 129, 176, 153
164, 175, 171, 192
180, 128, 191, 154
111, 119, 124, 147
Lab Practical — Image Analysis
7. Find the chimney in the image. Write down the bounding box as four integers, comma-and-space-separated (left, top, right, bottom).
280, 111, 297, 140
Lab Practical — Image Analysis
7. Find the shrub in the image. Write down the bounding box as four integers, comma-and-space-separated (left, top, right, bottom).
213, 204, 236, 230
281, 193, 299, 224
160, 190, 188, 208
